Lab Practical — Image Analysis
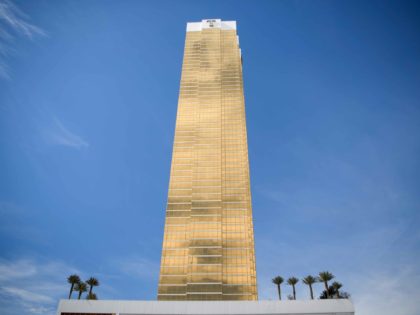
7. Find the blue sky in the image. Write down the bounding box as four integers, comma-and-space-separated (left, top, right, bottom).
0, 0, 419, 314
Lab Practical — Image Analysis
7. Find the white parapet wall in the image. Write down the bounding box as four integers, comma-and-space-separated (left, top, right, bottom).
57, 300, 355, 315
187, 19, 237, 32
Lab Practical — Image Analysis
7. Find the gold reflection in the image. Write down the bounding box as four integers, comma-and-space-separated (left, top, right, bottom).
158, 22, 257, 301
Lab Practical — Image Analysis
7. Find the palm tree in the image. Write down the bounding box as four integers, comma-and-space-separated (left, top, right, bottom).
287, 277, 299, 300
86, 277, 99, 296
331, 281, 342, 298
318, 271, 334, 299
272, 276, 284, 300
67, 274, 80, 299
302, 275, 317, 299
74, 282, 87, 300
86, 292, 97, 300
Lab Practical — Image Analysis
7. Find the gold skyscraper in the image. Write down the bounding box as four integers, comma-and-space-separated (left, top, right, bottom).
158, 19, 257, 301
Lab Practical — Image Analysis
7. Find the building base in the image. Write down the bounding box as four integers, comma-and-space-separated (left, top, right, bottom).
57, 300, 355, 315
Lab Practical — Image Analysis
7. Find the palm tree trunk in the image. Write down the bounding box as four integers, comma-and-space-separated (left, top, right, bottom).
78, 291, 82, 300
293, 285, 296, 300
68, 284, 74, 299
324, 281, 329, 299
309, 284, 314, 300
277, 284, 281, 300
89, 285, 93, 295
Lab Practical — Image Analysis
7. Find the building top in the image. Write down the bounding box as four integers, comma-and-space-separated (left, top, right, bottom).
187, 19, 236, 32
57, 300, 355, 315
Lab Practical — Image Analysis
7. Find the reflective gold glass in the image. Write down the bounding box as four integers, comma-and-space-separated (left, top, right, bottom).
158, 23, 257, 301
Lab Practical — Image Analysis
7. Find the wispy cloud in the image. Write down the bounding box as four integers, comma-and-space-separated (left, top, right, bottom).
44, 117, 89, 149
0, 258, 79, 315
1, 286, 53, 303
255, 204, 420, 311
0, 259, 37, 280
349, 266, 420, 315
254, 143, 419, 307
0, 0, 45, 79
25, 304, 54, 315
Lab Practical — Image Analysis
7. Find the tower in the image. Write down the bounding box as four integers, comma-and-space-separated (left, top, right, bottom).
158, 19, 257, 301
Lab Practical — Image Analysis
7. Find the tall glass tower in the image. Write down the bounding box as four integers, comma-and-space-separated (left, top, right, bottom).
158, 19, 257, 301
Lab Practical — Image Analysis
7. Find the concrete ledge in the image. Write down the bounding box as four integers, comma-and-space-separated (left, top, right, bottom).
57, 300, 355, 315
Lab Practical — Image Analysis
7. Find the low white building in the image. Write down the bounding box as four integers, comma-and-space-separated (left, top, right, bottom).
56, 300, 355, 315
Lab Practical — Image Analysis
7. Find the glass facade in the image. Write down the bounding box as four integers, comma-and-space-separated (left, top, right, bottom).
158, 19, 257, 301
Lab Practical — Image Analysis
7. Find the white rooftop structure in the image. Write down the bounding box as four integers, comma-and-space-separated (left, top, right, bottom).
57, 300, 355, 315
187, 19, 236, 32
